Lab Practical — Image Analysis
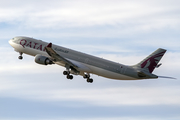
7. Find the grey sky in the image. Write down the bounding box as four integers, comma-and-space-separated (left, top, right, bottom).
0, 0, 180, 120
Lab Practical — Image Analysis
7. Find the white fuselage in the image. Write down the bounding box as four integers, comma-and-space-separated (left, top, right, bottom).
9, 36, 143, 80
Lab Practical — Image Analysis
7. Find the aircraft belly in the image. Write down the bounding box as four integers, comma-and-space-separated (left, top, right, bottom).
68, 59, 92, 73
85, 64, 137, 80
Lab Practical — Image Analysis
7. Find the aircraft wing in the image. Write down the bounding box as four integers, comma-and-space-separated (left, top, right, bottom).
45, 43, 78, 68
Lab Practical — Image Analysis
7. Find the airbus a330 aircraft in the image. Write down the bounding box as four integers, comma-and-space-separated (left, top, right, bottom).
9, 36, 174, 83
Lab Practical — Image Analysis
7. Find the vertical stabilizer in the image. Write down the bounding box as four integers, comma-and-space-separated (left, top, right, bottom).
134, 48, 166, 73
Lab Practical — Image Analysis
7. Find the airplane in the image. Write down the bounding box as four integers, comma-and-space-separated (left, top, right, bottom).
9, 36, 175, 83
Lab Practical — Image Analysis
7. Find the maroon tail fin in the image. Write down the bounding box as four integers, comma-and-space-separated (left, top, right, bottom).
134, 48, 166, 73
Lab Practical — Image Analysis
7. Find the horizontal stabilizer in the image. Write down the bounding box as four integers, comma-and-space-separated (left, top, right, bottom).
158, 76, 176, 79
156, 63, 162, 68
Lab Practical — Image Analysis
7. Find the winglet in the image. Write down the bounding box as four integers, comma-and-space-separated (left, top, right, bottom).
47, 43, 52, 48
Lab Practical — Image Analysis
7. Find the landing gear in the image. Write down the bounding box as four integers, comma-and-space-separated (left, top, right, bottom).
63, 71, 73, 80
84, 73, 93, 83
63, 71, 68, 75
67, 74, 73, 79
63, 68, 93, 83
87, 78, 93, 83
83, 74, 88, 79
18, 52, 23, 60
18, 56, 23, 60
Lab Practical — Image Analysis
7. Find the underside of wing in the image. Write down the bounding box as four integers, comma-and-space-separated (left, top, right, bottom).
44, 43, 92, 81
45, 43, 78, 69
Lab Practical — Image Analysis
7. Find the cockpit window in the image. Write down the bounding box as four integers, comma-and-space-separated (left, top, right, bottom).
11, 37, 18, 42
11, 38, 15, 41
10, 37, 19, 44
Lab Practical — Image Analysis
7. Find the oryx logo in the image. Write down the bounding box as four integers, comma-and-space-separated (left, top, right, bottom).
141, 51, 165, 73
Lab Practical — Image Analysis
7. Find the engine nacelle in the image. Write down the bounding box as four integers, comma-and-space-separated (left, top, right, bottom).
35, 54, 53, 65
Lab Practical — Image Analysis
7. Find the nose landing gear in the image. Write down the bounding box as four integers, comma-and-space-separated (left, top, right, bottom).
18, 56, 23, 60
18, 52, 23, 60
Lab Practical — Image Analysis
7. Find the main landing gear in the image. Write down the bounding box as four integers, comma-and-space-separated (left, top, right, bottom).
83, 74, 93, 83
63, 71, 73, 80
18, 52, 23, 60
63, 70, 93, 83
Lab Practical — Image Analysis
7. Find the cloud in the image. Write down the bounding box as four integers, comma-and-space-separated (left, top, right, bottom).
0, 0, 180, 30
1, 71, 180, 106
1, 117, 180, 120
0, 47, 179, 107
0, 1, 180, 119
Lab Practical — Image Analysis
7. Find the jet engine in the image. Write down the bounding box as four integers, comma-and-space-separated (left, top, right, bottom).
35, 54, 53, 65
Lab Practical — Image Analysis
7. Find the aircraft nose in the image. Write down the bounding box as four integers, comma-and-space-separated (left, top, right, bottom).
9, 38, 17, 47
9, 39, 13, 46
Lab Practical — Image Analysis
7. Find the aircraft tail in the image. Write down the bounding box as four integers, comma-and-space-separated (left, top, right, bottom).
134, 48, 167, 73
